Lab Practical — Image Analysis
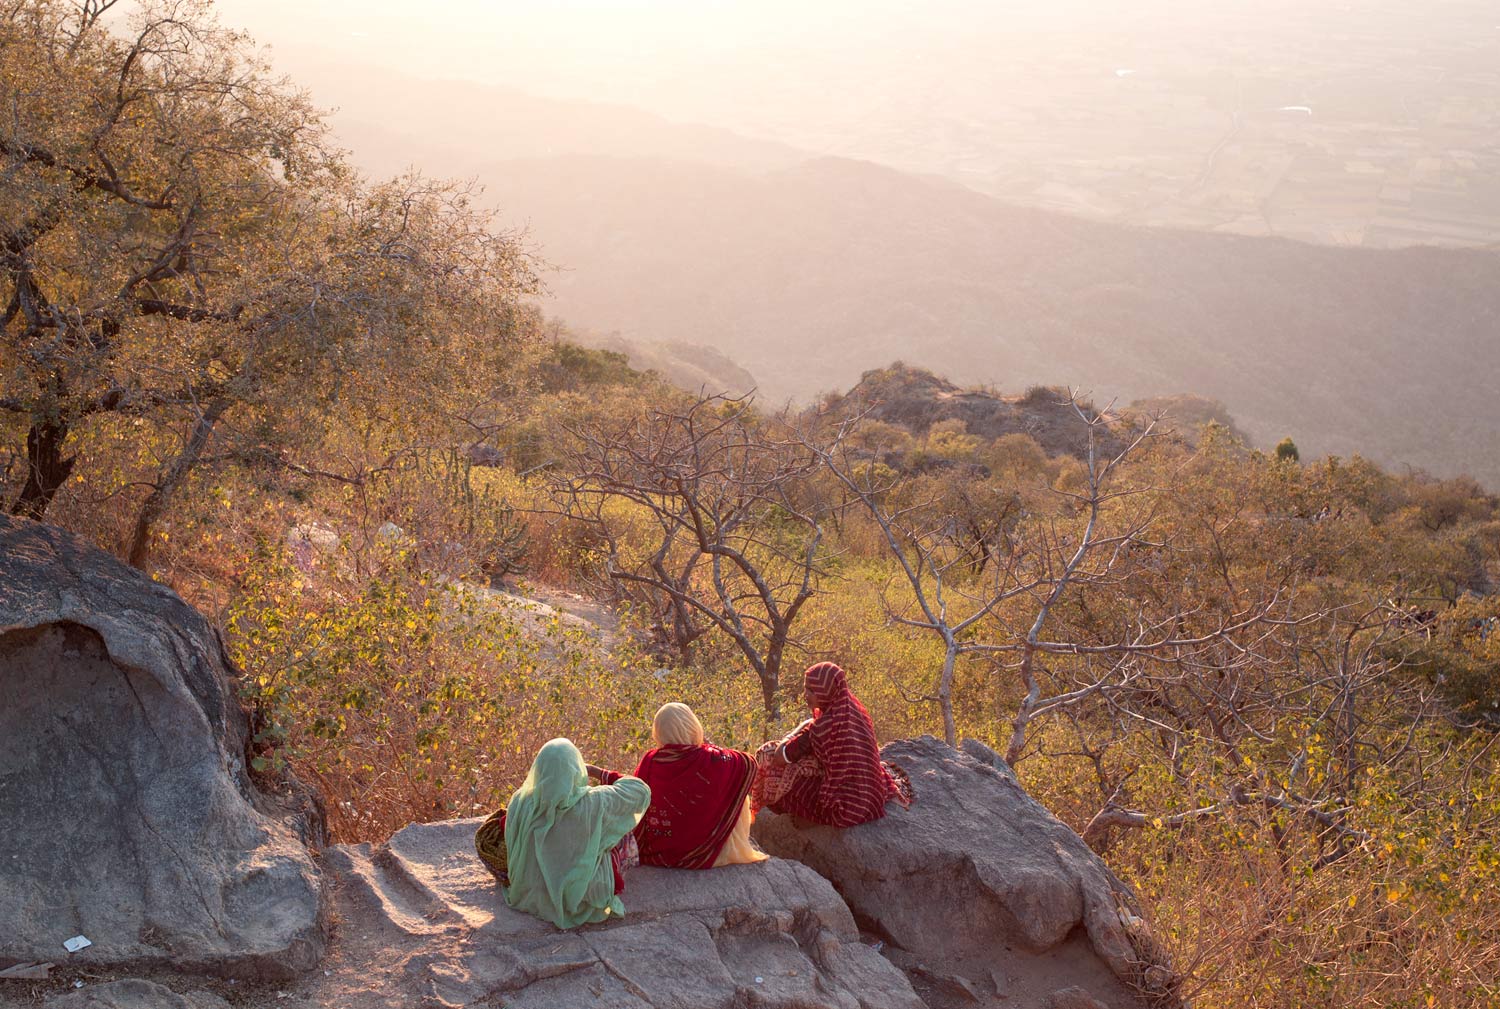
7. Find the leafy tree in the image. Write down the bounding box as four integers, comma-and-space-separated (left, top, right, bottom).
534, 340, 645, 394
1398, 596, 1500, 722
923, 418, 981, 461
1275, 437, 1300, 463
0, 0, 538, 563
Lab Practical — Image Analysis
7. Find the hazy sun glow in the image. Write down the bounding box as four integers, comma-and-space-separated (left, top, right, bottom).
207, 0, 1500, 245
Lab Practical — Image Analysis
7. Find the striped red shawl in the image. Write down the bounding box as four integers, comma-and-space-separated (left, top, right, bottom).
766, 662, 909, 827
632, 743, 756, 869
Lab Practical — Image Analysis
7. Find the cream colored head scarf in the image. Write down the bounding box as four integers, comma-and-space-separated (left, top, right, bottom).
652, 702, 706, 746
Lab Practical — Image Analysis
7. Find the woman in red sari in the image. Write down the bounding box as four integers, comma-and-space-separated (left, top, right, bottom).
754, 662, 911, 827
632, 703, 767, 868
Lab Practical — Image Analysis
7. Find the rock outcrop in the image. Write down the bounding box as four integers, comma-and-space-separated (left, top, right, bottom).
312, 818, 922, 1008
8, 821, 923, 1008
753, 736, 1180, 1009
0, 516, 327, 979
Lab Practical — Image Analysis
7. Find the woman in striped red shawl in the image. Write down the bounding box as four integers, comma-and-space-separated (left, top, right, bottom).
753, 662, 912, 827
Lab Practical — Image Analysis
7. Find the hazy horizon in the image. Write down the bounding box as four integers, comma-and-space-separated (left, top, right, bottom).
218, 0, 1500, 246
174, 0, 1500, 484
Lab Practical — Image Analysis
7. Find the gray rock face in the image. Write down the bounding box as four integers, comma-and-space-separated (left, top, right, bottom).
1048, 987, 1111, 1009
0, 516, 327, 979
315, 818, 923, 1009
752, 736, 1180, 1009
44, 980, 231, 1009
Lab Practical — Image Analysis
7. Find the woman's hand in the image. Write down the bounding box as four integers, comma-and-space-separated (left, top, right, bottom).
763, 746, 789, 768
584, 763, 604, 780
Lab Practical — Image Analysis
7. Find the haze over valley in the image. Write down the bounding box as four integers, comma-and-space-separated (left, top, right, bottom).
228, 0, 1500, 247
201, 29, 1500, 485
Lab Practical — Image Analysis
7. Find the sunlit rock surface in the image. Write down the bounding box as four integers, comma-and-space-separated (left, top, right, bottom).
0, 516, 328, 979
315, 818, 922, 1008
753, 736, 1180, 1009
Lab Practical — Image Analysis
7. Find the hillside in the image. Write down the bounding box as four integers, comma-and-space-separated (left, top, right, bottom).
466, 153, 1500, 485
572, 332, 759, 397
826, 363, 1135, 462
265, 58, 1500, 487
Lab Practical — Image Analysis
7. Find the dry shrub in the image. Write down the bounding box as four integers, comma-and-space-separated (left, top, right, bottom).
1013, 724, 1500, 1009
225, 536, 670, 841
1109, 800, 1500, 1009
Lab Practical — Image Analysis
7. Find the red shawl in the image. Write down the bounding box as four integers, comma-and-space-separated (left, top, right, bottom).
632, 742, 757, 869
768, 662, 907, 827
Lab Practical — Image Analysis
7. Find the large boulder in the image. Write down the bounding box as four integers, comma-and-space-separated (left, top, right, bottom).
752, 736, 1180, 1009
307, 818, 923, 1008
0, 516, 327, 979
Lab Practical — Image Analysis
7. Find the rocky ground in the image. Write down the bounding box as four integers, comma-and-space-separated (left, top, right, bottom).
0, 831, 917, 1008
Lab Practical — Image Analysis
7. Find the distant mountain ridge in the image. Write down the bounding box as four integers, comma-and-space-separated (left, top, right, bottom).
573, 332, 758, 397
470, 153, 1500, 485
264, 47, 804, 177
286, 61, 1500, 488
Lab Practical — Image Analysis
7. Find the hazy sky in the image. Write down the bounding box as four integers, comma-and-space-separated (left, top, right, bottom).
187, 0, 1500, 470
211, 0, 1183, 113
202, 0, 1500, 248
208, 1, 1500, 145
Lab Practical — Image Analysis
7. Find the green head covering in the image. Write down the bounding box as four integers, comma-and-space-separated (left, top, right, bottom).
514, 738, 590, 813
502, 738, 650, 929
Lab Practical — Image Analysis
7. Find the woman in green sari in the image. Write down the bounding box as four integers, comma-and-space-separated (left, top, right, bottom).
503, 738, 651, 929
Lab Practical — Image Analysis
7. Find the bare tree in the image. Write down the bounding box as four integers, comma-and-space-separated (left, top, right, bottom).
819, 393, 1299, 773
1070, 600, 1454, 892
552, 394, 832, 720
947, 403, 1421, 869
811, 415, 1042, 745
946, 397, 1284, 777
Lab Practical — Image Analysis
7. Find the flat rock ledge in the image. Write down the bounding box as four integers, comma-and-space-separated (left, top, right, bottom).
753, 737, 1182, 1009
14, 821, 923, 1008
309, 817, 923, 1008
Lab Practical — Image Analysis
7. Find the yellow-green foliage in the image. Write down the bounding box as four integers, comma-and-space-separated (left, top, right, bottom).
226, 541, 669, 839
923, 418, 982, 462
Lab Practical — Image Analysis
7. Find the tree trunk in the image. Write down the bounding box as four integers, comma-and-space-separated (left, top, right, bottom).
939, 641, 959, 746
760, 631, 787, 722
11, 417, 74, 519
1004, 643, 1041, 765
668, 592, 699, 663
126, 399, 229, 568
759, 673, 782, 723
